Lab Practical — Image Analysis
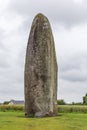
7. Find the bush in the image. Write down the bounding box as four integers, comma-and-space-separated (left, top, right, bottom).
0, 105, 24, 112
0, 104, 87, 114
83, 93, 87, 105
58, 105, 87, 113
57, 100, 66, 105
3, 101, 10, 105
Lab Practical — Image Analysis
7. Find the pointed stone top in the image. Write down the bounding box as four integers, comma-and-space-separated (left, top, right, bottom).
32, 13, 50, 30
35, 13, 45, 17
34, 13, 48, 22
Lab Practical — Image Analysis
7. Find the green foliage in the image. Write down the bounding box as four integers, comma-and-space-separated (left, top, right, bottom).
71, 102, 82, 105
1, 105, 87, 114
0, 111, 87, 130
3, 101, 10, 105
83, 93, 87, 105
0, 105, 24, 112
57, 99, 66, 105
58, 105, 87, 113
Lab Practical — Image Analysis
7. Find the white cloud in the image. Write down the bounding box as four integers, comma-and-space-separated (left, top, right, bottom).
0, 0, 87, 103
9, 0, 87, 27
73, 0, 83, 4
58, 79, 87, 103
0, 0, 10, 13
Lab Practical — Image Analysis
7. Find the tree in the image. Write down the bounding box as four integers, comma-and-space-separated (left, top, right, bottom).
57, 99, 66, 105
83, 93, 87, 105
3, 101, 10, 105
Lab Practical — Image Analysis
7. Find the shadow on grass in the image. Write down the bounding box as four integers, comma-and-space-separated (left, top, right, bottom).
17, 113, 63, 119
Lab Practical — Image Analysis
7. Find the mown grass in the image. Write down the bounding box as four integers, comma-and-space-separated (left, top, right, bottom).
0, 105, 87, 130
0, 111, 87, 130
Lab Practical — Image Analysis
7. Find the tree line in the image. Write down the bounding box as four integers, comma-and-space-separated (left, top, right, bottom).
57, 93, 87, 105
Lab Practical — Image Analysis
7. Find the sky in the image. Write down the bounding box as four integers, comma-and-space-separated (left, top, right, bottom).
0, 0, 87, 103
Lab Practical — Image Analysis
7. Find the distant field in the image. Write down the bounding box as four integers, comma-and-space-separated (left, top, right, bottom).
0, 111, 87, 130
0, 105, 24, 112
0, 105, 87, 113
58, 105, 87, 113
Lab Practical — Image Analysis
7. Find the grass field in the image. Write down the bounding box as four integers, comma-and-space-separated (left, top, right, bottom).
0, 111, 87, 130
1, 105, 87, 113
58, 105, 87, 113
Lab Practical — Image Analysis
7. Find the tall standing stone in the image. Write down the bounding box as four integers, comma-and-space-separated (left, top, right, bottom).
24, 13, 58, 117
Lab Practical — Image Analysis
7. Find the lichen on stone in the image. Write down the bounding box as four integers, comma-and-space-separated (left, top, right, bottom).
25, 13, 58, 117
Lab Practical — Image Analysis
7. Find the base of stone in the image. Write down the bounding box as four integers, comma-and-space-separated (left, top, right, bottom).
25, 111, 58, 118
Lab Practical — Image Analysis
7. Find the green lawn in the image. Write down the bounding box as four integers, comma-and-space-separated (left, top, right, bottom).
0, 111, 87, 130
